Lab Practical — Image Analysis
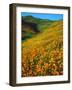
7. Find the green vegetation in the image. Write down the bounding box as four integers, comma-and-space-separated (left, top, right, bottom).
22, 16, 63, 77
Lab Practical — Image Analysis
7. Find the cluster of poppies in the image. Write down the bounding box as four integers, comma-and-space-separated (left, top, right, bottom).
22, 39, 63, 77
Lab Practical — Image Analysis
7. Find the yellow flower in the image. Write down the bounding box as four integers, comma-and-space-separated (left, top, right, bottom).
36, 67, 41, 73
44, 63, 49, 68
36, 65, 41, 73
38, 59, 43, 64
52, 71, 59, 75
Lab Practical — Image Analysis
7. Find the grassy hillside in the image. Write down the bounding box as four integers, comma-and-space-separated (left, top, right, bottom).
22, 16, 54, 31
21, 16, 63, 77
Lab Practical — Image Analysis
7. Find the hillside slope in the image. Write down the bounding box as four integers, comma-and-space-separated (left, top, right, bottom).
21, 16, 63, 77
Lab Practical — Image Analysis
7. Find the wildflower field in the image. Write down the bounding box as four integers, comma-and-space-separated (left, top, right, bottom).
21, 16, 63, 77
